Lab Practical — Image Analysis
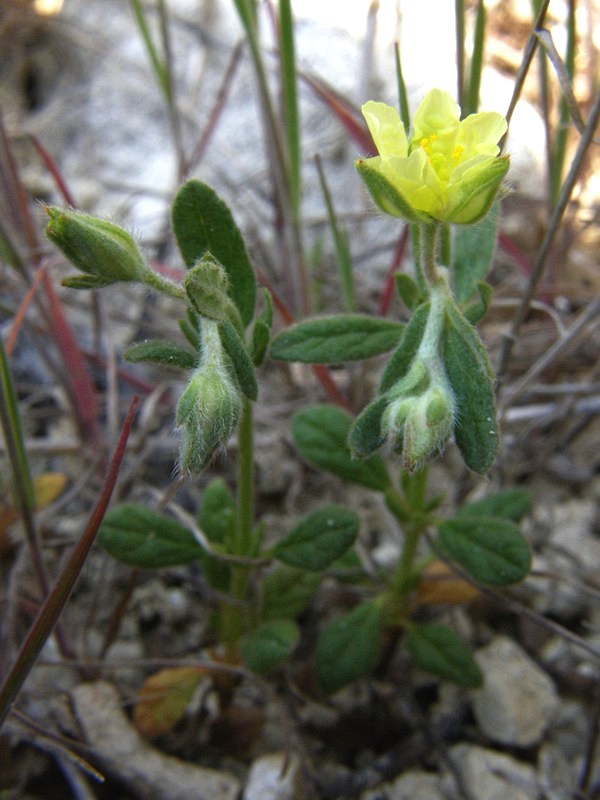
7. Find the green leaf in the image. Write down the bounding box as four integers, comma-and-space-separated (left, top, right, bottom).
316, 600, 382, 693
99, 504, 202, 568
171, 180, 256, 326
123, 340, 197, 370
292, 404, 391, 490
197, 478, 235, 544
261, 566, 321, 621
458, 489, 531, 522
394, 272, 424, 311
274, 506, 358, 572
463, 281, 492, 325
406, 623, 483, 688
451, 206, 498, 304
270, 315, 404, 364
218, 320, 258, 401
62, 274, 111, 290
250, 288, 273, 367
437, 515, 531, 585
442, 301, 498, 474
240, 620, 299, 674
197, 478, 235, 591
379, 301, 430, 393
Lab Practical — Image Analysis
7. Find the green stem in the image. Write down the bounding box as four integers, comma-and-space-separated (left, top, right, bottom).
420, 222, 441, 286
222, 397, 255, 653
141, 267, 185, 299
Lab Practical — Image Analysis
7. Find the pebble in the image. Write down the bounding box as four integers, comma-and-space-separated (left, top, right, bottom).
447, 744, 538, 800
243, 752, 305, 800
360, 770, 446, 800
470, 636, 559, 747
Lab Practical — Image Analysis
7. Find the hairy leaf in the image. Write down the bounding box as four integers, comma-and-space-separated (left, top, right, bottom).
293, 404, 390, 490
171, 180, 256, 326
240, 620, 299, 674
406, 623, 483, 688
274, 506, 358, 571
124, 340, 197, 370
270, 315, 404, 363
316, 601, 382, 694
437, 515, 531, 586
99, 504, 202, 567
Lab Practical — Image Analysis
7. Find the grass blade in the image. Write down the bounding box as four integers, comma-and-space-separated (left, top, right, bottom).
279, 0, 301, 215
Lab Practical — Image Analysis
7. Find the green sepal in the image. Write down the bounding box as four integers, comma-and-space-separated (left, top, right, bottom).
442, 301, 498, 473
270, 315, 405, 364
316, 600, 382, 694
240, 620, 299, 674
217, 320, 257, 401
355, 159, 428, 222
462, 281, 492, 325
261, 566, 321, 621
457, 488, 531, 522
61, 274, 111, 290
292, 404, 391, 490
379, 301, 430, 394
273, 506, 358, 572
451, 206, 498, 304
394, 272, 424, 311
171, 180, 256, 326
98, 504, 202, 568
347, 395, 388, 459
437, 515, 531, 586
406, 622, 483, 688
123, 340, 197, 370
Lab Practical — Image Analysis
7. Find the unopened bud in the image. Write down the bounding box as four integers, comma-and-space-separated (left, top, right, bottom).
45, 207, 148, 288
175, 320, 241, 473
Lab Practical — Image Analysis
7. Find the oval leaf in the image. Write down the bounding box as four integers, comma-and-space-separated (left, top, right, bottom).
316, 601, 382, 694
458, 489, 531, 522
452, 207, 498, 304
240, 620, 299, 674
99, 503, 202, 568
124, 340, 197, 370
274, 506, 358, 572
270, 315, 404, 363
406, 623, 483, 688
261, 566, 322, 621
442, 301, 498, 474
171, 180, 256, 326
293, 404, 390, 490
437, 515, 531, 586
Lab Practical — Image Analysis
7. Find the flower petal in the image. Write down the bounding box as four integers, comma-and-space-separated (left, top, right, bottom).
362, 101, 408, 158
412, 89, 460, 143
456, 112, 507, 158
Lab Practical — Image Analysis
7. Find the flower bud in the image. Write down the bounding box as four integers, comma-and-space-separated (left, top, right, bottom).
175, 320, 241, 473
45, 207, 148, 288
382, 381, 455, 471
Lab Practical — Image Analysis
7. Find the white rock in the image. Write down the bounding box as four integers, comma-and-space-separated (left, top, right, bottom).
470, 636, 559, 747
244, 753, 305, 800
448, 744, 538, 800
377, 770, 446, 800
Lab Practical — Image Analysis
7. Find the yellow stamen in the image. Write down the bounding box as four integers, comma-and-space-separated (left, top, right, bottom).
451, 145, 464, 160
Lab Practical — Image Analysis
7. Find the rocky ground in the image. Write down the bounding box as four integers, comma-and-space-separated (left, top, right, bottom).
1, 1, 600, 798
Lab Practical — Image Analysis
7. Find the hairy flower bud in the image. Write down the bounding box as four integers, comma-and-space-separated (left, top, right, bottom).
175, 320, 241, 474
45, 207, 148, 288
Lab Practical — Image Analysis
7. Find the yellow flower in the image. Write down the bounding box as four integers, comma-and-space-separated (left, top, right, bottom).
356, 89, 509, 224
